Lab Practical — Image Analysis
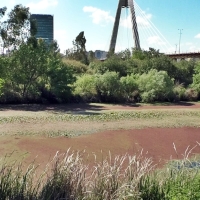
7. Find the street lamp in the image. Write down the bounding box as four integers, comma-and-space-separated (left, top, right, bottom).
178, 29, 183, 54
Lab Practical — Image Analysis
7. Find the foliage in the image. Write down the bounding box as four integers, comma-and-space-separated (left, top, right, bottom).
65, 31, 89, 65
1, 150, 200, 199
0, 4, 36, 51
0, 37, 75, 103
91, 55, 128, 77
173, 83, 186, 101
9, 39, 48, 100
174, 60, 195, 86
137, 69, 174, 102
73, 74, 97, 101
95, 71, 122, 102
120, 74, 139, 102
47, 57, 75, 103
62, 58, 88, 74
191, 62, 200, 93
0, 6, 199, 105
0, 78, 4, 96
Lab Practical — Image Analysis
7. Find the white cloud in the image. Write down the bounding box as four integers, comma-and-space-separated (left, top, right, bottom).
195, 33, 200, 39
83, 6, 114, 24
120, 11, 152, 29
147, 36, 165, 45
27, 0, 58, 11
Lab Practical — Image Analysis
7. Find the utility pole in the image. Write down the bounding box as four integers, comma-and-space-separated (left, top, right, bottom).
175, 44, 177, 53
178, 29, 183, 54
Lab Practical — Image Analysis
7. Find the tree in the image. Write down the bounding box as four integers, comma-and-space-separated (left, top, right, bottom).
65, 31, 89, 65
191, 62, 200, 93
0, 7, 7, 18
0, 4, 37, 51
0, 7, 7, 53
9, 38, 48, 99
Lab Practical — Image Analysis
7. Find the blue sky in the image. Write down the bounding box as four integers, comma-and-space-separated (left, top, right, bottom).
1, 0, 200, 54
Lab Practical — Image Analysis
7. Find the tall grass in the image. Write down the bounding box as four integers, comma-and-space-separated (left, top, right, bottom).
0, 148, 200, 199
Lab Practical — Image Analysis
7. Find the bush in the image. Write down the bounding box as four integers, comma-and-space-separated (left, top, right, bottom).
184, 88, 199, 101
95, 71, 122, 102
47, 60, 76, 103
62, 58, 88, 74
91, 56, 128, 77
173, 83, 186, 101
191, 62, 200, 94
174, 60, 195, 86
137, 69, 174, 103
73, 74, 97, 102
120, 74, 139, 102
0, 78, 5, 97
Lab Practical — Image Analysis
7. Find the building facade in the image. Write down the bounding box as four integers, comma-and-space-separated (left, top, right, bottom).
95, 50, 108, 60
31, 14, 54, 45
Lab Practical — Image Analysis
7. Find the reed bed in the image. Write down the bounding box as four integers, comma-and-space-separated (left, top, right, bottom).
0, 148, 200, 200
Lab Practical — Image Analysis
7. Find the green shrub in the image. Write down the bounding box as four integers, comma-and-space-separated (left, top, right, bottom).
120, 74, 139, 102
0, 78, 5, 96
62, 58, 88, 74
91, 56, 128, 77
191, 62, 200, 99
73, 74, 97, 101
174, 60, 195, 86
95, 71, 122, 102
184, 88, 199, 101
137, 69, 174, 103
173, 83, 186, 101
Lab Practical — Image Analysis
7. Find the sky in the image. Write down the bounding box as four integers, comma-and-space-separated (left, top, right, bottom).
1, 0, 200, 54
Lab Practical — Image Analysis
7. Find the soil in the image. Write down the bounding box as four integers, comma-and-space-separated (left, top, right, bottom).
0, 102, 200, 116
0, 127, 197, 169
0, 103, 200, 169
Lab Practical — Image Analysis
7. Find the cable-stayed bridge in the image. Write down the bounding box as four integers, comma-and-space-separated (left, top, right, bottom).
109, 0, 200, 60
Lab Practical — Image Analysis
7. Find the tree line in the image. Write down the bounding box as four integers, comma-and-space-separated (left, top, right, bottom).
0, 4, 200, 104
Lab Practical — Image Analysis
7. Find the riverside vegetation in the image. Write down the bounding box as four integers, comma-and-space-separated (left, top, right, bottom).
0, 107, 200, 199
0, 148, 200, 200
0, 5, 200, 104
1, 4, 200, 200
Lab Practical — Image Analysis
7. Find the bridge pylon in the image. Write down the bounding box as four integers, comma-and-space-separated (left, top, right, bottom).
109, 0, 140, 52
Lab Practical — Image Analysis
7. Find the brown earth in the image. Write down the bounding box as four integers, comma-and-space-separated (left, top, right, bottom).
0, 103, 200, 169
1, 102, 200, 116
0, 127, 198, 169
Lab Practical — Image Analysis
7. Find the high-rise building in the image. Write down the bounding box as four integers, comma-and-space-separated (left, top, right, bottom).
31, 14, 54, 45
94, 50, 108, 60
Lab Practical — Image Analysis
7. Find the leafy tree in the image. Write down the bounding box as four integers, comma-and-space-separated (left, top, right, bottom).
0, 4, 37, 51
46, 48, 75, 102
65, 31, 88, 65
88, 50, 96, 63
191, 62, 200, 94
173, 60, 195, 86
62, 59, 88, 75
0, 7, 7, 18
92, 55, 128, 77
132, 47, 161, 60
0, 78, 4, 96
9, 38, 48, 100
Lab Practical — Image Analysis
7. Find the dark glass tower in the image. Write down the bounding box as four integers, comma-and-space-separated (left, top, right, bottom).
31, 14, 54, 45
